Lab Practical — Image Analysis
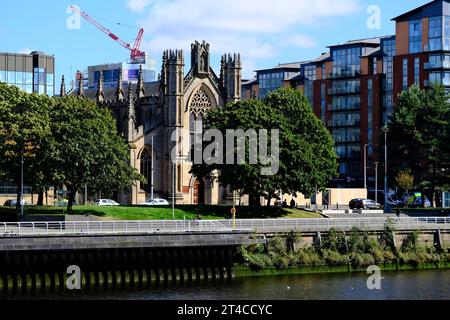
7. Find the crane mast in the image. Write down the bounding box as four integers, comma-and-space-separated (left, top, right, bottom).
70, 6, 146, 64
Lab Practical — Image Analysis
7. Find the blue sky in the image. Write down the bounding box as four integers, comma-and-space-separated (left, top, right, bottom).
0, 0, 430, 88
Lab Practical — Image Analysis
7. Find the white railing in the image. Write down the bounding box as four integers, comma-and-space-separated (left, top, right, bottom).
0, 220, 232, 236
214, 217, 449, 232
0, 217, 448, 237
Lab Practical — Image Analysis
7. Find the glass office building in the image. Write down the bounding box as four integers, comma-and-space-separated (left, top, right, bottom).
0, 51, 55, 96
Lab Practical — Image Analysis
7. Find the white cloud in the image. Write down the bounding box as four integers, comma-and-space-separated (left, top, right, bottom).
127, 0, 153, 13
282, 35, 319, 49
133, 0, 362, 75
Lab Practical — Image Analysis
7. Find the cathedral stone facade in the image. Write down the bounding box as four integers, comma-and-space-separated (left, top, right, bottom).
69, 41, 242, 205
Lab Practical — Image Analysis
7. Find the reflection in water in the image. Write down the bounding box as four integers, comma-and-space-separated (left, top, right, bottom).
2, 269, 449, 300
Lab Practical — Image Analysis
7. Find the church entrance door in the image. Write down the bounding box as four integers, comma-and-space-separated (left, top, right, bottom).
193, 178, 205, 205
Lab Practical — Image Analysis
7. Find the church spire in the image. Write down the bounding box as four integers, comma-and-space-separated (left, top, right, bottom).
116, 69, 124, 101
76, 71, 84, 97
60, 75, 66, 97
136, 65, 145, 99
96, 70, 105, 104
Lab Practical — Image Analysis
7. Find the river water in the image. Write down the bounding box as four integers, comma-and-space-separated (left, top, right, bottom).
3, 269, 449, 300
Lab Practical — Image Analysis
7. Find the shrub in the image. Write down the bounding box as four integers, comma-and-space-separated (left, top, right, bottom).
370, 247, 386, 264
322, 249, 349, 266
350, 253, 375, 268
383, 249, 397, 264
322, 228, 347, 254
246, 253, 273, 271
271, 253, 290, 269
294, 249, 323, 267
267, 236, 287, 254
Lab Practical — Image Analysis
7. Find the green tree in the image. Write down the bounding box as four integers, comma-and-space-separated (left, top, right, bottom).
50, 96, 144, 212
0, 83, 51, 211
395, 169, 414, 194
388, 84, 450, 206
192, 88, 338, 206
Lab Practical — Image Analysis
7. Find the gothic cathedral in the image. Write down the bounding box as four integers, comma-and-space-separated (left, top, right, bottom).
70, 41, 242, 205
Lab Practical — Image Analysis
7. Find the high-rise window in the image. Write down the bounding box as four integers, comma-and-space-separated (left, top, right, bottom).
409, 19, 422, 53
414, 58, 420, 85
368, 79, 373, 149
429, 16, 443, 51
258, 71, 284, 99
403, 59, 408, 90
445, 16, 450, 50
320, 83, 326, 123
332, 47, 361, 77
382, 37, 396, 123
304, 65, 316, 105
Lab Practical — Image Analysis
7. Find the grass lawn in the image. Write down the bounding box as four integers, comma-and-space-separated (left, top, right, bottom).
0, 205, 323, 221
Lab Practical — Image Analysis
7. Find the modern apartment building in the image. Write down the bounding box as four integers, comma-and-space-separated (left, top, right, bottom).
0, 51, 55, 200
0, 51, 55, 96
392, 0, 450, 98
243, 0, 450, 190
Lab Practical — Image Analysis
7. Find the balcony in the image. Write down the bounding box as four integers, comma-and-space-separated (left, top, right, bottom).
328, 103, 360, 112
327, 86, 361, 96
327, 120, 361, 128
424, 61, 450, 70
327, 70, 361, 80
424, 78, 450, 87
334, 136, 361, 144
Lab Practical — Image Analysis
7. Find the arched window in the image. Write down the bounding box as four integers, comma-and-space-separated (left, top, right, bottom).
190, 89, 212, 117
189, 89, 211, 162
140, 148, 152, 191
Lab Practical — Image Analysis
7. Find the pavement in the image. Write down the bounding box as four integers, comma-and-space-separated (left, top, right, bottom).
325, 213, 407, 219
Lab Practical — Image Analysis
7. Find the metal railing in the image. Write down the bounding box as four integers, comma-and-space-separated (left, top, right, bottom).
215, 217, 450, 233
0, 220, 234, 236
1, 217, 449, 237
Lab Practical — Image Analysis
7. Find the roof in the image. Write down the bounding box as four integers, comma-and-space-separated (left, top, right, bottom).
310, 52, 331, 63
242, 78, 258, 86
255, 61, 310, 72
391, 0, 444, 22
328, 36, 390, 49
78, 82, 160, 101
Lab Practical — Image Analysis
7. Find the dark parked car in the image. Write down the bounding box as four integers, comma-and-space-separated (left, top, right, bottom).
349, 198, 382, 210
3, 199, 26, 207
349, 198, 363, 209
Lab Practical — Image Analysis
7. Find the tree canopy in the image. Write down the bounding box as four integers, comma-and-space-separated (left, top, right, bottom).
0, 83, 143, 213
192, 88, 338, 205
388, 84, 450, 205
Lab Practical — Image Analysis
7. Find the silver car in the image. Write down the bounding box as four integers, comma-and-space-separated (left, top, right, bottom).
95, 199, 120, 206
140, 198, 170, 206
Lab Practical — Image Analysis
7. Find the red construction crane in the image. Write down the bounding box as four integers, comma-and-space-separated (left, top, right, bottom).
70, 5, 146, 64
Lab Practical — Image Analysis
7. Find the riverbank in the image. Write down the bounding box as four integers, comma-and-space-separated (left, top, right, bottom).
236, 225, 450, 278
233, 261, 450, 277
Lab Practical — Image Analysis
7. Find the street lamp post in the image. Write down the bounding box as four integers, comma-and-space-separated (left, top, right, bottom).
172, 127, 179, 220
20, 153, 24, 218
364, 144, 368, 190
151, 135, 154, 202
374, 162, 379, 204
382, 125, 389, 212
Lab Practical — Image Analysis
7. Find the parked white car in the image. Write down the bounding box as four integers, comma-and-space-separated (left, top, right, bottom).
95, 199, 120, 206
140, 198, 170, 206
